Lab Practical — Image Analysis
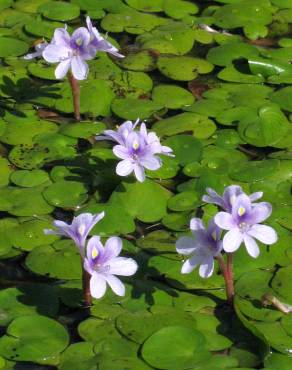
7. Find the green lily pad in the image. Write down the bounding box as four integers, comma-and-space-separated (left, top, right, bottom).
24, 19, 64, 38
0, 157, 13, 187
271, 265, 292, 304
10, 218, 59, 251
0, 37, 28, 57
10, 169, 50, 187
152, 84, 194, 109
125, 0, 164, 12
230, 159, 279, 182
117, 50, 156, 71
168, 191, 200, 212
38, 1, 80, 21
78, 317, 121, 343
141, 325, 211, 370
0, 218, 18, 257
0, 186, 54, 216
157, 55, 213, 81
0, 315, 69, 364
27, 61, 58, 80
42, 180, 88, 209
146, 155, 180, 179
0, 284, 59, 326
153, 112, 216, 138
59, 342, 98, 370
111, 98, 163, 120
136, 229, 177, 256
163, 135, 203, 165
99, 356, 150, 370
109, 179, 171, 223
264, 352, 292, 370
25, 240, 82, 280
163, 0, 198, 19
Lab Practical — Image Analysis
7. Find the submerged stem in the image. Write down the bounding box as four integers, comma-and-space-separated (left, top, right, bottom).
216, 253, 234, 306
68, 73, 80, 121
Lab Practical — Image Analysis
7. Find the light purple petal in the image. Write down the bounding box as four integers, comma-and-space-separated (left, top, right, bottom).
247, 224, 277, 245
223, 228, 243, 252
44, 228, 59, 235
71, 27, 90, 47
43, 44, 69, 63
71, 56, 89, 80
53, 27, 71, 46
133, 163, 145, 182
90, 272, 107, 299
232, 194, 252, 220
176, 236, 198, 255
199, 256, 214, 278
116, 159, 134, 176
190, 218, 205, 232
248, 202, 272, 224
108, 257, 138, 276
104, 274, 125, 296
181, 255, 202, 274
103, 237, 122, 261
113, 145, 130, 159
222, 185, 243, 209
86, 235, 104, 260
55, 59, 71, 79
140, 155, 161, 170
249, 191, 263, 202
243, 235, 260, 258
214, 212, 236, 230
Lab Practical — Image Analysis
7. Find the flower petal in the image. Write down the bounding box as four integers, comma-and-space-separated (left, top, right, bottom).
199, 256, 214, 278
232, 194, 252, 221
176, 236, 198, 255
104, 237, 122, 261
113, 145, 129, 159
108, 257, 138, 276
248, 202, 272, 224
243, 235, 260, 258
181, 255, 202, 274
140, 155, 161, 171
214, 212, 236, 230
43, 44, 69, 63
90, 273, 106, 299
55, 59, 71, 79
86, 235, 104, 260
247, 224, 277, 245
190, 218, 205, 231
133, 163, 145, 182
223, 229, 243, 252
249, 191, 263, 202
104, 274, 125, 296
116, 159, 134, 176
71, 56, 89, 80
53, 27, 70, 46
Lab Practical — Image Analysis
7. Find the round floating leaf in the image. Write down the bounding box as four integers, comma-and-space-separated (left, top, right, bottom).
152, 84, 194, 109
38, 1, 80, 21
59, 342, 98, 370
162, 211, 189, 231
10, 169, 50, 187
0, 218, 18, 257
0, 157, 13, 187
157, 55, 213, 81
146, 155, 180, 180
99, 357, 150, 370
78, 318, 121, 343
163, 135, 203, 165
168, 191, 200, 211
254, 321, 292, 354
141, 326, 210, 370
271, 265, 292, 304
116, 309, 197, 344
109, 179, 171, 223
0, 284, 59, 326
10, 218, 59, 251
42, 180, 88, 209
111, 98, 163, 120
264, 352, 292, 370
27, 61, 58, 80
153, 112, 216, 138
125, 0, 164, 12
0, 37, 28, 57
136, 229, 178, 257
230, 159, 279, 183
163, 0, 198, 19
24, 19, 64, 38
0, 315, 69, 364
0, 186, 54, 216
60, 121, 105, 139
25, 240, 81, 280
118, 50, 156, 71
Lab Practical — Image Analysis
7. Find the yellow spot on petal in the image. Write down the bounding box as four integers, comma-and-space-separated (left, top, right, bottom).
238, 206, 245, 216
211, 231, 217, 241
92, 247, 98, 259
78, 225, 86, 236
76, 37, 83, 46
133, 140, 139, 150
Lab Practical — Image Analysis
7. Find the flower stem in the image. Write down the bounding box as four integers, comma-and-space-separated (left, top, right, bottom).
216, 254, 234, 306
68, 73, 80, 121
82, 264, 92, 307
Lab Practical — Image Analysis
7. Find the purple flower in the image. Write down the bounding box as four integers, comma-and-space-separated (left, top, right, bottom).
176, 218, 222, 278
86, 16, 124, 58
42, 25, 94, 80
24, 41, 48, 60
96, 119, 139, 145
215, 194, 277, 258
44, 212, 105, 253
84, 236, 138, 298
202, 185, 263, 212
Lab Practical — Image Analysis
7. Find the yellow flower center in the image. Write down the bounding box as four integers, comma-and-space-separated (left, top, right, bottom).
133, 140, 139, 150
78, 225, 86, 235
92, 247, 99, 259
238, 206, 245, 216
76, 37, 83, 46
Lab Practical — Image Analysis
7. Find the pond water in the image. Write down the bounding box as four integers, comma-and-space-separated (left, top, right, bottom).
0, 0, 291, 369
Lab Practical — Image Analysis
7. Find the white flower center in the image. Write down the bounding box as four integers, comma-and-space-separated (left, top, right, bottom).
230, 195, 237, 206
238, 206, 245, 217
239, 222, 249, 232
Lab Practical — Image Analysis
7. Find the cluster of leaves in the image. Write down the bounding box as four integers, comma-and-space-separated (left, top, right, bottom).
0, 0, 291, 369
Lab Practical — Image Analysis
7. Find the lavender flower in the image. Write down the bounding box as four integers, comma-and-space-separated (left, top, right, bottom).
176, 218, 222, 278
86, 16, 124, 58
44, 212, 105, 253
215, 194, 277, 258
24, 41, 48, 60
202, 185, 263, 212
84, 236, 138, 298
96, 119, 139, 145
42, 25, 94, 80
